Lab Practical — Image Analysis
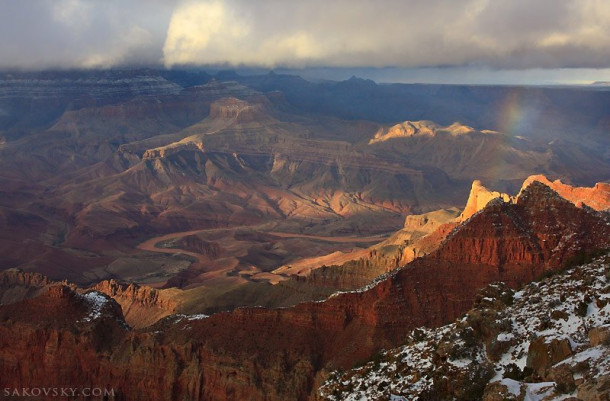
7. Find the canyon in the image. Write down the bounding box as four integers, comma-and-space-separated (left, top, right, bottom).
0, 70, 609, 400
1, 180, 609, 400
1, 71, 609, 292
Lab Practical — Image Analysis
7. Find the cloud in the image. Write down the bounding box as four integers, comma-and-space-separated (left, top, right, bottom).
1, 0, 610, 70
162, 1, 250, 67
162, 0, 610, 69
0, 0, 177, 69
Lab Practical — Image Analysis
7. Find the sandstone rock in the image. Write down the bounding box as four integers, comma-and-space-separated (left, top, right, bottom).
526, 336, 573, 378
549, 364, 576, 393
577, 375, 610, 401
403, 207, 460, 235
397, 221, 459, 265
369, 120, 484, 144
142, 141, 204, 159
459, 175, 610, 226
473, 282, 514, 310
551, 309, 569, 321
521, 175, 610, 211
0, 269, 64, 305
45, 284, 75, 299
588, 325, 610, 346
458, 180, 514, 222
369, 120, 439, 143
483, 380, 521, 401
90, 280, 180, 328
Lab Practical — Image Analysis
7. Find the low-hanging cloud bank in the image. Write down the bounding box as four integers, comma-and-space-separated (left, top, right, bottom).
2, 0, 610, 71
162, 0, 610, 69
0, 0, 177, 69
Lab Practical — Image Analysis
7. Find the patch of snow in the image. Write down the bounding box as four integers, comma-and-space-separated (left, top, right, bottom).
522, 381, 555, 401
500, 378, 522, 396
82, 291, 108, 321
448, 358, 472, 368
186, 313, 209, 320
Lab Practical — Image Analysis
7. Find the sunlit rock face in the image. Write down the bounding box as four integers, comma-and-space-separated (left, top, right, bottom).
458, 180, 514, 222
521, 174, 610, 211
1, 181, 609, 400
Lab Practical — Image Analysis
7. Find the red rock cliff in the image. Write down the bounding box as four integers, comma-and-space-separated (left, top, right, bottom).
1, 182, 609, 400
521, 174, 610, 211
90, 280, 180, 329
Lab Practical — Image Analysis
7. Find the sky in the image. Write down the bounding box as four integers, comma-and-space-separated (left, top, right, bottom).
1, 0, 610, 84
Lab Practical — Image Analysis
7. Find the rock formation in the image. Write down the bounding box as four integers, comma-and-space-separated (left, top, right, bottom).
90, 280, 180, 329
458, 180, 514, 221
0, 269, 179, 329
521, 174, 610, 211
458, 175, 610, 222
0, 269, 67, 305
208, 97, 269, 122
320, 254, 610, 401
369, 120, 487, 144
286, 175, 610, 292
2, 70, 609, 291
1, 182, 609, 400
402, 207, 461, 234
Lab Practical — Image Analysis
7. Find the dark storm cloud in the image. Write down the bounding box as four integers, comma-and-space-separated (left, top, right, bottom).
1, 0, 609, 70
0, 0, 177, 69
161, 0, 610, 69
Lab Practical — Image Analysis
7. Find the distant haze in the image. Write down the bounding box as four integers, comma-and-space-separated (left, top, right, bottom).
2, 0, 610, 84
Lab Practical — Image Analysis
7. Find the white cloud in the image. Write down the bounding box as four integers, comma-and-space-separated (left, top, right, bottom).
161, 0, 610, 69
1, 0, 610, 70
163, 1, 249, 67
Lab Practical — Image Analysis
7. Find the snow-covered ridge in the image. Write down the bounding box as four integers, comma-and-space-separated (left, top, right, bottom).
327, 266, 402, 299
158, 313, 211, 329
319, 254, 610, 401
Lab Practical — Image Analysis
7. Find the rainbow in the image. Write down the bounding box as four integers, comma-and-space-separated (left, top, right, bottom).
480, 88, 541, 183
496, 87, 538, 136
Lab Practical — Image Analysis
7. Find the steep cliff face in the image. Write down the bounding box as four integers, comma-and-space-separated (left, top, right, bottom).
459, 175, 610, 224
398, 221, 459, 265
1, 182, 608, 401
0, 269, 68, 305
299, 208, 460, 290
141, 183, 610, 399
443, 181, 610, 271
141, 141, 205, 159
311, 180, 510, 284
521, 174, 610, 211
369, 121, 492, 144
0, 71, 182, 101
0, 269, 178, 329
90, 280, 180, 329
458, 180, 514, 221
0, 285, 132, 397
0, 70, 183, 131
